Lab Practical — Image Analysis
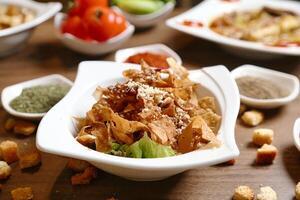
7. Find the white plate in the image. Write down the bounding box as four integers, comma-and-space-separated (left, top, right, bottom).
114, 2, 175, 28
0, 0, 62, 56
1, 75, 73, 120
294, 118, 300, 151
115, 43, 182, 65
166, 0, 300, 59
54, 13, 135, 56
37, 61, 240, 181
231, 65, 300, 109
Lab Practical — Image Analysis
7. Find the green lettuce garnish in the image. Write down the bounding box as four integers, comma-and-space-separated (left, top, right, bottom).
108, 134, 176, 158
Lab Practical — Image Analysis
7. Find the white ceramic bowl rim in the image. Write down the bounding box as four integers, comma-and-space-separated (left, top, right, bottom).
294, 118, 300, 151
166, 0, 300, 56
232, 65, 300, 104
37, 61, 240, 170
0, 0, 62, 37
55, 13, 135, 45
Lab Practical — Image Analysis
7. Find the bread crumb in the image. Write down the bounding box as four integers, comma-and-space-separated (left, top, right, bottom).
252, 129, 274, 146
256, 144, 277, 165
71, 166, 97, 185
257, 186, 277, 200
296, 182, 300, 200
11, 187, 33, 200
0, 161, 11, 179
241, 110, 264, 127
0, 140, 19, 164
233, 185, 255, 200
19, 151, 41, 169
67, 159, 90, 172
13, 120, 37, 136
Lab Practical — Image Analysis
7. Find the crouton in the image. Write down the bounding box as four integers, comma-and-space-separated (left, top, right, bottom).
256, 144, 277, 165
296, 182, 300, 200
13, 120, 36, 136
19, 151, 41, 169
71, 166, 97, 185
0, 140, 19, 164
241, 110, 264, 127
257, 186, 277, 200
11, 187, 33, 200
67, 158, 90, 172
0, 161, 11, 179
252, 129, 274, 146
4, 118, 16, 131
233, 185, 255, 200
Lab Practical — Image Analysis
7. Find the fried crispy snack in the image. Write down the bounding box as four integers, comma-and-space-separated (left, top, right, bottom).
76, 58, 221, 155
0, 140, 19, 164
71, 166, 97, 185
19, 150, 41, 169
11, 187, 33, 200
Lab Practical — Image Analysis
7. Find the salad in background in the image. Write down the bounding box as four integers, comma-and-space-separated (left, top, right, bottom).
112, 0, 175, 15
61, 0, 127, 42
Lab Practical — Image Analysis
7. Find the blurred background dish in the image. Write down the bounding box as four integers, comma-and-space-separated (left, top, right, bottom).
0, 0, 62, 57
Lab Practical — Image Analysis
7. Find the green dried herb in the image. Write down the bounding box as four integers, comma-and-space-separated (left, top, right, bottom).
10, 84, 71, 113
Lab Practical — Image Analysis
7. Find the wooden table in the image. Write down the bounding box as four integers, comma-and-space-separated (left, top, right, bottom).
0, 9, 300, 200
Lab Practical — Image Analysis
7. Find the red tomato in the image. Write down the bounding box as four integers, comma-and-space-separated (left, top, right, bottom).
112, 11, 127, 36
69, 0, 108, 17
61, 16, 90, 40
83, 6, 115, 42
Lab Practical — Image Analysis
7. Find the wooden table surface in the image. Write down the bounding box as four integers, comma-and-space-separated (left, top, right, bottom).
0, 9, 300, 200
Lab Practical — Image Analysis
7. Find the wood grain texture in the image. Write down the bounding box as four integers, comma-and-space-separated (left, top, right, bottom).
0, 9, 300, 200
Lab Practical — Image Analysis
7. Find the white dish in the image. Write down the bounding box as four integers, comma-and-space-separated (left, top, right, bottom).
54, 13, 135, 56
294, 118, 300, 151
37, 61, 240, 181
114, 2, 175, 28
0, 0, 62, 57
166, 0, 300, 59
115, 43, 182, 65
231, 65, 300, 109
1, 74, 73, 120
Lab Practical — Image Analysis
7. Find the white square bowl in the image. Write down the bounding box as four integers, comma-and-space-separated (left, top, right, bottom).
166, 0, 300, 59
0, 0, 62, 56
36, 61, 240, 181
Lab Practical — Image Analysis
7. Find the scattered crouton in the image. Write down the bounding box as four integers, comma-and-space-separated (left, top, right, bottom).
76, 135, 96, 147
257, 186, 277, 200
239, 104, 247, 116
252, 129, 274, 146
296, 182, 300, 200
71, 166, 97, 185
256, 144, 277, 165
4, 118, 17, 131
0, 140, 19, 164
13, 120, 37, 136
11, 187, 33, 200
233, 185, 255, 200
241, 110, 264, 127
0, 161, 12, 179
67, 158, 90, 172
19, 150, 41, 169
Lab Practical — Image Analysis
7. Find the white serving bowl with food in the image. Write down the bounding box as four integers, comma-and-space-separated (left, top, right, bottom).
0, 0, 62, 57
115, 43, 182, 65
166, 0, 300, 59
1, 74, 73, 120
113, 1, 175, 28
37, 60, 240, 181
54, 13, 135, 56
294, 118, 300, 151
231, 65, 300, 109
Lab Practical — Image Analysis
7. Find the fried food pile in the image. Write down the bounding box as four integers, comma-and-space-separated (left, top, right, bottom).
76, 58, 221, 158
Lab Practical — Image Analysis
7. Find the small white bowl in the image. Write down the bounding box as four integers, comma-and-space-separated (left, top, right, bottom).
115, 43, 182, 65
114, 2, 175, 28
37, 61, 240, 181
0, 0, 62, 57
166, 0, 300, 59
54, 13, 135, 56
1, 74, 73, 120
294, 118, 300, 151
231, 65, 300, 109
